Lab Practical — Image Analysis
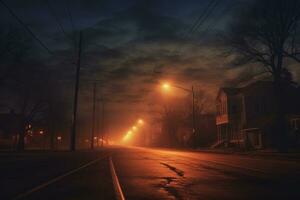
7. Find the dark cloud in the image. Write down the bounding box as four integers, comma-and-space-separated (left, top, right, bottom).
4, 0, 298, 134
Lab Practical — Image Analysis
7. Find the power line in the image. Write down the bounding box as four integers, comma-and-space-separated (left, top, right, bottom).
153, 0, 221, 76
191, 0, 221, 34
0, 0, 53, 55
187, 0, 216, 37
199, 2, 231, 37
65, 0, 78, 60
65, 0, 76, 36
45, 0, 73, 42
172, 0, 220, 54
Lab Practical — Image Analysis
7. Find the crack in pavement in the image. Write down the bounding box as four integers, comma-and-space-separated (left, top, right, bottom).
155, 177, 183, 200
160, 162, 185, 177
158, 163, 186, 199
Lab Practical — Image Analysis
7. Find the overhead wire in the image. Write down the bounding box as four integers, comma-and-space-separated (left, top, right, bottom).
0, 0, 53, 55
186, 0, 217, 37
191, 0, 221, 34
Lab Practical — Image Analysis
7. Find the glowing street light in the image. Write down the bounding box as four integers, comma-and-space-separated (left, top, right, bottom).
122, 119, 146, 143
162, 83, 170, 91
123, 130, 133, 142
160, 81, 196, 146
138, 119, 144, 125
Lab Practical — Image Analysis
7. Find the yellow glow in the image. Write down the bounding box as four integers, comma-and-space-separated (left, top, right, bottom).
162, 83, 170, 91
132, 126, 137, 131
123, 130, 133, 142
138, 119, 144, 125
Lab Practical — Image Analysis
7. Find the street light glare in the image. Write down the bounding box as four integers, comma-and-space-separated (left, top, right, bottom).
123, 130, 133, 142
132, 126, 137, 130
162, 83, 170, 90
138, 119, 144, 125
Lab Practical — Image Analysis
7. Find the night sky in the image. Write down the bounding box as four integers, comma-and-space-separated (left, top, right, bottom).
1, 0, 300, 138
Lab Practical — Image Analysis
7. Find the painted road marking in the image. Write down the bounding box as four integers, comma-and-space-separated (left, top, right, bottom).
109, 156, 125, 200
13, 155, 108, 200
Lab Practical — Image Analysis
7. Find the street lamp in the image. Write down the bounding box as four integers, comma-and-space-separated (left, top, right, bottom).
162, 83, 170, 91
123, 130, 133, 142
138, 119, 144, 125
161, 82, 196, 145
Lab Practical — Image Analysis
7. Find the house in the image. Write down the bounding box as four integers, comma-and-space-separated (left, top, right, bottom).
215, 81, 300, 149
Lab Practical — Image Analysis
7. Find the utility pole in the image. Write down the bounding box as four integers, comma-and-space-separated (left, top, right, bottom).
91, 82, 96, 150
100, 99, 105, 147
192, 86, 196, 147
70, 31, 82, 151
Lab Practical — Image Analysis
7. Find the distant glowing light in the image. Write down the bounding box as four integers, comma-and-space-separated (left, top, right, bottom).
94, 137, 97, 140
138, 119, 144, 125
122, 119, 145, 143
162, 83, 170, 91
39, 130, 44, 135
123, 130, 133, 142
57, 136, 62, 141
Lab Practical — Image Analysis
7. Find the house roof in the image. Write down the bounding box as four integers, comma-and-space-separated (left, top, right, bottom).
216, 87, 240, 100
217, 81, 274, 99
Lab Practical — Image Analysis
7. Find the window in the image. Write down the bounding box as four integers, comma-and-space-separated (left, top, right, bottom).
217, 104, 221, 115
223, 102, 227, 114
291, 118, 300, 130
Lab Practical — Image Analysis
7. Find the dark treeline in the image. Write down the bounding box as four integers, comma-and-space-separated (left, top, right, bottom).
0, 26, 70, 151
149, 88, 216, 148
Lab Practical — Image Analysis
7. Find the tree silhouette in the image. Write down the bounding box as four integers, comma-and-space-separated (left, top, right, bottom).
224, 0, 300, 150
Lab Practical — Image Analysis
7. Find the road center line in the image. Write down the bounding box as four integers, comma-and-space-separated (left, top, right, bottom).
109, 156, 126, 200
13, 155, 108, 200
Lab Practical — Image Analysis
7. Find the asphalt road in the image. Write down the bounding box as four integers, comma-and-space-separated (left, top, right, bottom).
1, 147, 300, 200
0, 150, 115, 200
111, 146, 300, 200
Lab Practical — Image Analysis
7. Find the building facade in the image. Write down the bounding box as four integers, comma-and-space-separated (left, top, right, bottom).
215, 81, 300, 149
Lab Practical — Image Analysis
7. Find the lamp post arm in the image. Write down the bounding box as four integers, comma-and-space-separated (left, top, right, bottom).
172, 85, 192, 93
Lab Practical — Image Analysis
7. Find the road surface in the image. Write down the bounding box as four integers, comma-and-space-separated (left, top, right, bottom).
112, 146, 300, 200
1, 147, 300, 200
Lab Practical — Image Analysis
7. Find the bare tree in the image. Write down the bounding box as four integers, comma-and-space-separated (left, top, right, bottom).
2, 62, 52, 151
224, 0, 300, 150
160, 104, 184, 147
184, 88, 209, 147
